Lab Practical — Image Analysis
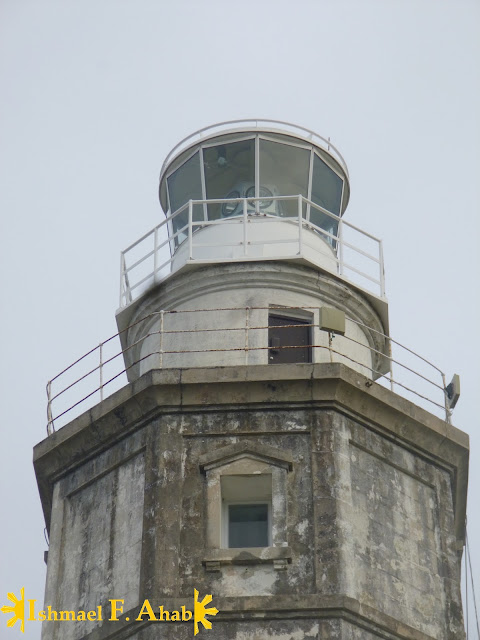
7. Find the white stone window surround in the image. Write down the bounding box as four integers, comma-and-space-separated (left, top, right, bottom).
199, 441, 293, 571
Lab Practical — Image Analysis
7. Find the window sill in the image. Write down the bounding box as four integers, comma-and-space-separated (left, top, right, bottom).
203, 546, 292, 572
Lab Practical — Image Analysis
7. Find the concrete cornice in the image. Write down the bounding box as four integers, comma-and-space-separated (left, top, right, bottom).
73, 593, 444, 640
34, 362, 468, 543
123, 262, 385, 332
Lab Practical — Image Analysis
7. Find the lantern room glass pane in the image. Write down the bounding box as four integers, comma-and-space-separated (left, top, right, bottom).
259, 140, 310, 217
204, 139, 255, 220
167, 151, 203, 248
228, 504, 269, 548
310, 154, 343, 247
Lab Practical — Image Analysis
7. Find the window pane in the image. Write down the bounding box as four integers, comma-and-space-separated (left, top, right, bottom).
310, 154, 343, 247
259, 140, 310, 217
167, 152, 203, 248
229, 504, 269, 548
203, 139, 255, 220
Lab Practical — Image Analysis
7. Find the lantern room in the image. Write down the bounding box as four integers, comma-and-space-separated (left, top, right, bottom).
158, 121, 351, 273
118, 121, 387, 344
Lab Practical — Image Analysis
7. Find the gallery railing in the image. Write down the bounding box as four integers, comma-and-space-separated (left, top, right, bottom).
120, 195, 385, 307
46, 307, 451, 435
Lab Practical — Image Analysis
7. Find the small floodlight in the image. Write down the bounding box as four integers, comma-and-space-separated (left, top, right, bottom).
445, 374, 460, 410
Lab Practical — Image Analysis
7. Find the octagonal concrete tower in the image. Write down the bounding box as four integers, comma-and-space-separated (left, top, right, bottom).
35, 121, 468, 640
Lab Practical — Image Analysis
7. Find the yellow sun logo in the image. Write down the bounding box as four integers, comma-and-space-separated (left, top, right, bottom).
1, 587, 25, 633
193, 588, 218, 635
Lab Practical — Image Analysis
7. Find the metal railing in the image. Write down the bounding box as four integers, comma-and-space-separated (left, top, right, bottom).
120, 195, 385, 307
46, 307, 451, 436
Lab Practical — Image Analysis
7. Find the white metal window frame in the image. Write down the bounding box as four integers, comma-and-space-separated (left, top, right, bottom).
165, 135, 256, 248
201, 134, 257, 216
308, 150, 346, 222
165, 148, 204, 251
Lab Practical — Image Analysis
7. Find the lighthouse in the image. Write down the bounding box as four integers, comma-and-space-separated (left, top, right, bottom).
35, 120, 468, 640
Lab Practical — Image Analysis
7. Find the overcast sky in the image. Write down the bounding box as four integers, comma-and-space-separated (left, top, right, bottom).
1, 1, 479, 638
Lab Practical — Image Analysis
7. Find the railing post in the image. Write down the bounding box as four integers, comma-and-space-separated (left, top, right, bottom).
388, 338, 394, 392
245, 307, 250, 365
379, 239, 385, 297
46, 381, 54, 435
119, 252, 125, 308
441, 372, 452, 424
120, 252, 133, 307
243, 198, 248, 256
159, 310, 165, 368
153, 226, 158, 282
338, 219, 344, 276
99, 342, 104, 402
297, 195, 303, 255
188, 200, 193, 260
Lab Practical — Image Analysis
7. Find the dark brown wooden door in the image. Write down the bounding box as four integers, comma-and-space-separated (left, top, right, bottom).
268, 315, 312, 364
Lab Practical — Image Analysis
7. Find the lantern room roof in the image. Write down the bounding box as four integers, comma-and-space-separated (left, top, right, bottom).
158, 119, 350, 214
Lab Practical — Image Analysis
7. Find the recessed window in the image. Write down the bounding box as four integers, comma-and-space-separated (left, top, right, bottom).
200, 442, 293, 570
221, 474, 272, 549
228, 503, 270, 548
268, 313, 312, 364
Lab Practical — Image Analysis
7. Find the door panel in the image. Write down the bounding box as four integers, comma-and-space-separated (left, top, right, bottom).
268, 315, 312, 364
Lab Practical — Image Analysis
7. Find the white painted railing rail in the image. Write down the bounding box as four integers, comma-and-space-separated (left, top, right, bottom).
46, 307, 452, 436
119, 196, 385, 308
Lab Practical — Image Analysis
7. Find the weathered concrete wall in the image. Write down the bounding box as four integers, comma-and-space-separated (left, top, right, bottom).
138, 618, 322, 640
347, 423, 460, 638
312, 411, 464, 639
42, 432, 146, 640
35, 364, 468, 640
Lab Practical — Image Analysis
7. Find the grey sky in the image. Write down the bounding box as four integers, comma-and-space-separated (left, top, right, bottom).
1, 1, 479, 637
